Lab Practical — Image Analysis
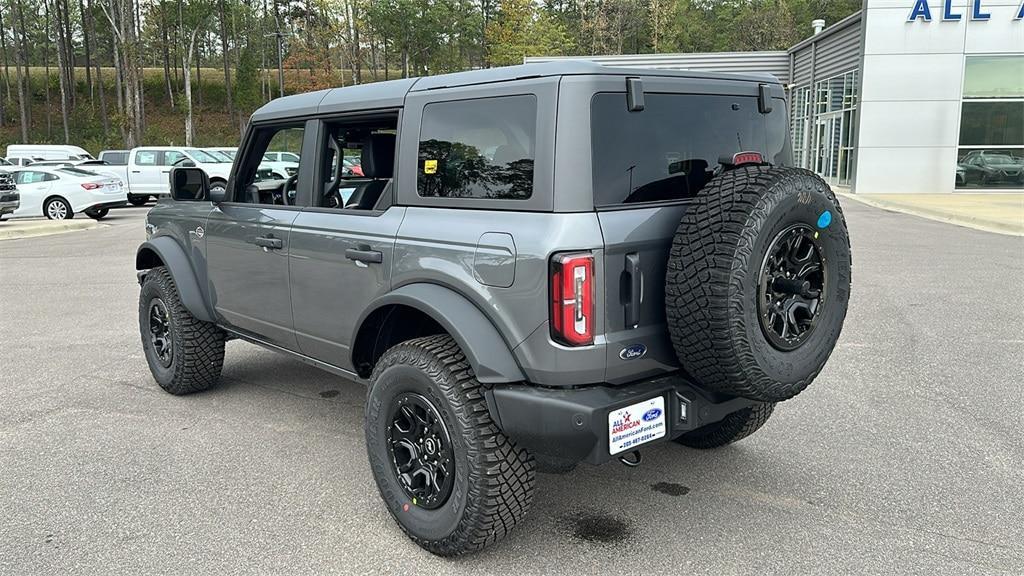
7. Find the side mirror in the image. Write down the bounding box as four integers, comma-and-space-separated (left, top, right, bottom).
170, 167, 209, 201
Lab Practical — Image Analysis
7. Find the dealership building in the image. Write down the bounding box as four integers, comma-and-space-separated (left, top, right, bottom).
528, 0, 1024, 194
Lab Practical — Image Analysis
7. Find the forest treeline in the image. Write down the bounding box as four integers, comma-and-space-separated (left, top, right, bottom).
0, 0, 860, 152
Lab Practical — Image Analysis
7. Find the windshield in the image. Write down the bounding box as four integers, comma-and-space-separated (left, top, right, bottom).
184, 149, 219, 163
206, 150, 233, 163
57, 167, 99, 177
986, 154, 1017, 165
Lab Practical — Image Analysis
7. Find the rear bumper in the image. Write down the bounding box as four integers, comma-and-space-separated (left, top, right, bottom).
487, 374, 762, 465
84, 200, 128, 212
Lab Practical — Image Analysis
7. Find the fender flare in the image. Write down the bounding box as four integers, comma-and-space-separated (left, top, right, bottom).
136, 236, 214, 323
355, 283, 526, 384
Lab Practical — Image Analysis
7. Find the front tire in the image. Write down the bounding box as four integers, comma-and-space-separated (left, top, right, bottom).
209, 179, 227, 197
139, 266, 225, 395
365, 335, 536, 556
674, 403, 775, 449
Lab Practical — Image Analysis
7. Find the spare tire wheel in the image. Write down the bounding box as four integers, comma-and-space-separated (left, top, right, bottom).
665, 166, 851, 402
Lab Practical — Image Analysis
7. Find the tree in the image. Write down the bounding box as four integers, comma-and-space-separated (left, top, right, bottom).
486, 0, 573, 66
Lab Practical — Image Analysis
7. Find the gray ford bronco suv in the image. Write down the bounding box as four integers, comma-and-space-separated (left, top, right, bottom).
136, 61, 851, 556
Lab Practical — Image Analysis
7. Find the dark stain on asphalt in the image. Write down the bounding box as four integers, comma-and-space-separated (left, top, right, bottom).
319, 390, 340, 398
567, 512, 632, 544
651, 481, 690, 496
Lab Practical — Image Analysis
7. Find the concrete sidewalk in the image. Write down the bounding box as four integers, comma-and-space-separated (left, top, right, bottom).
838, 192, 1024, 236
0, 218, 100, 240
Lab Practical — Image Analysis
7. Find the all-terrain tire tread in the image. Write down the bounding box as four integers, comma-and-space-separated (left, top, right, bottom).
141, 266, 225, 394
370, 335, 536, 557
665, 166, 850, 401
674, 403, 775, 449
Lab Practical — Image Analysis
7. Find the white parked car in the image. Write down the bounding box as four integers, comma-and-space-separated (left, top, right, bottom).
5, 144, 93, 161
263, 151, 300, 163
9, 166, 126, 220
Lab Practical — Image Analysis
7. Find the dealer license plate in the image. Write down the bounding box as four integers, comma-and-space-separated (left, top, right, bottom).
608, 396, 667, 455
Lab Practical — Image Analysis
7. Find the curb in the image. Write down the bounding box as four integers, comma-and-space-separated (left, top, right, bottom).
0, 219, 102, 241
836, 193, 1024, 237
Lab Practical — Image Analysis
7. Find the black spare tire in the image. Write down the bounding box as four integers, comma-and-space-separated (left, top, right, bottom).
666, 166, 851, 402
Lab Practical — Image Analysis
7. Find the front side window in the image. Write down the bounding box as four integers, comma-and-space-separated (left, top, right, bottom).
234, 125, 305, 205
135, 151, 157, 166
417, 95, 537, 200
162, 150, 187, 166
592, 92, 790, 206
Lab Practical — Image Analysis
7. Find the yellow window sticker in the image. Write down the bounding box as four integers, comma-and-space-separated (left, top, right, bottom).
424, 159, 438, 174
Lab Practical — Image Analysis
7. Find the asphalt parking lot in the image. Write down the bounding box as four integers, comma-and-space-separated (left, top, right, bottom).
1, 203, 1022, 575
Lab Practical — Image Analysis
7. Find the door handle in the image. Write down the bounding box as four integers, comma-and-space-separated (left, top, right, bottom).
254, 235, 283, 250
624, 252, 642, 329
345, 247, 383, 264
131, 170, 141, 174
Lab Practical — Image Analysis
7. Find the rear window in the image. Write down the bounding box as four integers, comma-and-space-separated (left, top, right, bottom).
591, 93, 790, 206
417, 95, 537, 200
57, 167, 98, 177
102, 152, 128, 165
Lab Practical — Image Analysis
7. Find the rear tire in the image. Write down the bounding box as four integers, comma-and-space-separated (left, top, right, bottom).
674, 403, 775, 449
365, 335, 536, 556
128, 194, 149, 207
665, 166, 851, 402
139, 266, 225, 395
44, 197, 73, 220
86, 208, 109, 220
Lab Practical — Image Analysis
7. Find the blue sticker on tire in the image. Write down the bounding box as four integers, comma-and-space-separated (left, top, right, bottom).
817, 210, 832, 229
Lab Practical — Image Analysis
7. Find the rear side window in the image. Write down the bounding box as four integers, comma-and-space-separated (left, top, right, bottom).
417, 95, 536, 200
591, 93, 790, 206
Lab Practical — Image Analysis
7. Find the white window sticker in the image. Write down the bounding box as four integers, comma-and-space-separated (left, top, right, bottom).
608, 396, 666, 455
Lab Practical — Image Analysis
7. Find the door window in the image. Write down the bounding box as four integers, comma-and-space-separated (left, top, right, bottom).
134, 151, 158, 166
162, 150, 187, 166
318, 115, 399, 210
233, 125, 305, 205
15, 171, 57, 184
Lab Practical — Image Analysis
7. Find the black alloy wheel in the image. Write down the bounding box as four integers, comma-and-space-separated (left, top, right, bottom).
387, 393, 455, 510
757, 224, 827, 351
148, 298, 173, 368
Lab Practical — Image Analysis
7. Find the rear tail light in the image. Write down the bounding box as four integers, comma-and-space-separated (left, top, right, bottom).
732, 151, 764, 166
550, 252, 594, 346
80, 182, 100, 190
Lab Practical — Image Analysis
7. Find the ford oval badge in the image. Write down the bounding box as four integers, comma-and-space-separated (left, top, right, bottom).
619, 344, 647, 360
642, 408, 662, 422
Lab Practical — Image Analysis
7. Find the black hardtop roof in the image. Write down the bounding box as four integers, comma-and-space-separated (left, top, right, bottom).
251, 61, 780, 122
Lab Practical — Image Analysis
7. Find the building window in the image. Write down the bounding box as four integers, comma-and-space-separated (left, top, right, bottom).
791, 86, 812, 169
957, 56, 1024, 190
810, 70, 858, 187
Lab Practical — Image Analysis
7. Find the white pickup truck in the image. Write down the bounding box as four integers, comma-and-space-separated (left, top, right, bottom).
91, 147, 232, 206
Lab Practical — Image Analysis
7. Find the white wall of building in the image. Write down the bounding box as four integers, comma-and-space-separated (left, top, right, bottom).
855, 0, 1024, 193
